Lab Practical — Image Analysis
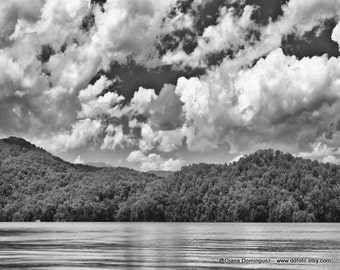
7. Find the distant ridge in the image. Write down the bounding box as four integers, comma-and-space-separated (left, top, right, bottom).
0, 137, 340, 222
147, 170, 174, 178
85, 162, 113, 168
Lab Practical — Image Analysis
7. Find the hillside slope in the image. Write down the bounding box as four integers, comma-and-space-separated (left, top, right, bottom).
147, 170, 174, 178
0, 137, 159, 222
0, 137, 339, 222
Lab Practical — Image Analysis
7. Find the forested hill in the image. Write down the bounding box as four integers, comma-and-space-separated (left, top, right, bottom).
0, 137, 340, 222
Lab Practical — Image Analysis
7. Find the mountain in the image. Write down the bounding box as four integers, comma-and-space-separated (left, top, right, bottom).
147, 170, 174, 178
85, 162, 113, 168
0, 137, 340, 222
0, 137, 158, 222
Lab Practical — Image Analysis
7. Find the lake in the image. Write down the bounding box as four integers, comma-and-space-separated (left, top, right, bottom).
0, 223, 339, 269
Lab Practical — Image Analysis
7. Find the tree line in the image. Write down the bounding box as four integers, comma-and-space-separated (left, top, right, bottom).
0, 137, 339, 222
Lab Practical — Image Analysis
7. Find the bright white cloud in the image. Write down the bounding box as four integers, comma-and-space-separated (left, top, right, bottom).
0, 50, 24, 84
93, 0, 176, 67
126, 149, 184, 171
78, 76, 124, 119
2, 0, 340, 166
128, 87, 157, 115
162, 5, 255, 67
229, 154, 245, 164
101, 124, 134, 151
157, 129, 183, 152
298, 142, 340, 164
332, 22, 340, 48
168, 46, 340, 158
174, 75, 236, 152
36, 118, 102, 153
74, 155, 84, 164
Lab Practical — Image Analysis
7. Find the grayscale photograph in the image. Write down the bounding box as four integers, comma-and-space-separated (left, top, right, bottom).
0, 0, 339, 269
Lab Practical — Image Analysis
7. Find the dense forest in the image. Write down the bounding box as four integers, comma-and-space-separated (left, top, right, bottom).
0, 137, 339, 222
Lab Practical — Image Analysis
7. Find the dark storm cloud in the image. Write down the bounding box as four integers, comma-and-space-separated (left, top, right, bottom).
282, 19, 340, 59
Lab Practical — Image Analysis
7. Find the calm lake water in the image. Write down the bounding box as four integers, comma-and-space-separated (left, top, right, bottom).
0, 223, 339, 270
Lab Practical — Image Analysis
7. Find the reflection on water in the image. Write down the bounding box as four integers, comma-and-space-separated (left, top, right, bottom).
0, 223, 339, 269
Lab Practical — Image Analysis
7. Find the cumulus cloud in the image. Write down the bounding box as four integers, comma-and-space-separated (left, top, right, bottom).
74, 155, 84, 164
280, 0, 340, 35
298, 142, 340, 164
137, 123, 184, 153
162, 5, 255, 67
2, 0, 340, 166
170, 47, 340, 156
174, 75, 236, 152
92, 0, 176, 67
78, 76, 124, 118
126, 149, 184, 171
332, 22, 340, 48
157, 129, 184, 152
128, 87, 157, 115
0, 0, 45, 46
0, 0, 178, 153
148, 84, 183, 130
229, 154, 245, 164
35, 118, 102, 153
235, 48, 340, 123
100, 124, 134, 151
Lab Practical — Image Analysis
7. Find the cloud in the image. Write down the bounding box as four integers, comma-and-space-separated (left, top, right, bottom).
165, 45, 340, 159
148, 84, 184, 130
126, 149, 184, 171
233, 48, 340, 149
332, 22, 340, 48
74, 155, 84, 164
0, 0, 44, 46
0, 0, 177, 136
162, 5, 255, 67
298, 142, 340, 164
128, 87, 157, 115
235, 48, 340, 124
174, 75, 236, 152
0, 0, 100, 138
100, 124, 134, 150
137, 123, 159, 152
281, 0, 340, 35
229, 154, 245, 164
78, 76, 124, 119
35, 118, 102, 153
0, 50, 24, 83
2, 0, 340, 166
157, 129, 183, 152
92, 0, 176, 67
162, 0, 340, 70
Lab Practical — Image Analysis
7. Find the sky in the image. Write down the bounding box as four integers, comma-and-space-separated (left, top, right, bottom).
1, 0, 340, 171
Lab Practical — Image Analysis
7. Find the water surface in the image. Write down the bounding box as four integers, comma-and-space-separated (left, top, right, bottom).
0, 223, 339, 269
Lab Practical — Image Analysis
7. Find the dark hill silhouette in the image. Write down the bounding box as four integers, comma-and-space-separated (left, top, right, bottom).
0, 137, 339, 222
